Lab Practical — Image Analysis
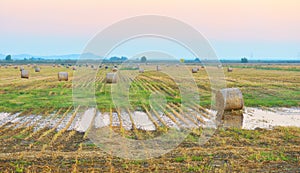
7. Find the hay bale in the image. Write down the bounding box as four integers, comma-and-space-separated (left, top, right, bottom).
21, 70, 29, 79
106, 73, 117, 83
112, 67, 118, 72
35, 67, 40, 72
105, 66, 108, 69
217, 64, 222, 69
216, 88, 244, 111
156, 65, 161, 71
14, 66, 18, 69
139, 68, 144, 73
227, 67, 233, 72
72, 66, 76, 70
19, 66, 24, 71
192, 68, 198, 73
58, 72, 68, 81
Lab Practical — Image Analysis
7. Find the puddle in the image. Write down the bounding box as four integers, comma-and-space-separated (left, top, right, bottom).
0, 107, 299, 132
243, 107, 300, 130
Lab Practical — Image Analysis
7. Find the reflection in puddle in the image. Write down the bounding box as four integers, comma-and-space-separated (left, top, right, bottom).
0, 107, 299, 132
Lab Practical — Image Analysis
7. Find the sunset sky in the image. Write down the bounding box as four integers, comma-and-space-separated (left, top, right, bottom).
0, 0, 299, 59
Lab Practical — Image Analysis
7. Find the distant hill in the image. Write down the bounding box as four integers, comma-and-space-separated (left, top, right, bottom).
0, 53, 101, 60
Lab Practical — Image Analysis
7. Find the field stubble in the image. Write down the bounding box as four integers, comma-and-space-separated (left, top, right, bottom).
0, 64, 299, 172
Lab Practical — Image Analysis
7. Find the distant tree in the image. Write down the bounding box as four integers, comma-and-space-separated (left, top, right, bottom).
140, 56, 147, 63
5, 55, 12, 61
241, 57, 248, 63
121, 56, 128, 61
180, 58, 185, 63
194, 58, 201, 63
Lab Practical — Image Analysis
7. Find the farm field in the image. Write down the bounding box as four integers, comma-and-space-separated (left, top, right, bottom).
0, 64, 299, 172
0, 64, 299, 113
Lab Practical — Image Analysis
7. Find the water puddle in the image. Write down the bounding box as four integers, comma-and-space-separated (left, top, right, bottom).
0, 107, 299, 132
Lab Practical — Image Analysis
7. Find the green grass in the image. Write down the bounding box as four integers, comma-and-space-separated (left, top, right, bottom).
248, 151, 296, 162
191, 155, 203, 161
231, 65, 300, 72
0, 87, 73, 114
174, 156, 187, 162
0, 65, 299, 113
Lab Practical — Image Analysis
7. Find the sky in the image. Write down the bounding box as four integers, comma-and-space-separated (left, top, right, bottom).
0, 0, 300, 60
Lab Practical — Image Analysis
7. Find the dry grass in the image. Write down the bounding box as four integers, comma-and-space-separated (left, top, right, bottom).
0, 126, 299, 172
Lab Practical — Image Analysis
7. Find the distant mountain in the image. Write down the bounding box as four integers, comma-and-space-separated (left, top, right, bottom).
0, 53, 101, 60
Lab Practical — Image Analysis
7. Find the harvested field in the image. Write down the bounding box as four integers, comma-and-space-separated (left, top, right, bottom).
0, 64, 299, 172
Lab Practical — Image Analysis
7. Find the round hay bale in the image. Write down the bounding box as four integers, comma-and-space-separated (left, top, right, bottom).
105, 66, 108, 69
72, 66, 76, 70
217, 64, 222, 69
14, 66, 18, 69
91, 65, 94, 68
156, 65, 161, 71
35, 67, 41, 72
192, 68, 198, 73
112, 67, 118, 72
106, 73, 117, 83
139, 68, 144, 73
227, 67, 233, 72
27, 64, 31, 67
21, 70, 29, 79
19, 66, 24, 71
52, 64, 56, 67
216, 88, 244, 111
58, 72, 68, 81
